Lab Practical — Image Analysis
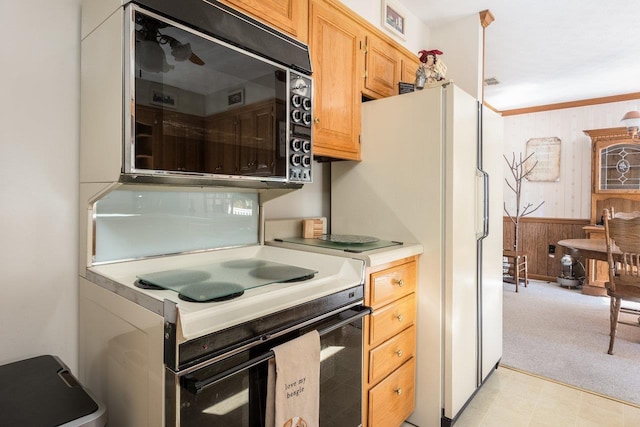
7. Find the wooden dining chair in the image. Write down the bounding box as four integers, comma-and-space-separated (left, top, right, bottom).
602, 208, 640, 355
503, 250, 528, 292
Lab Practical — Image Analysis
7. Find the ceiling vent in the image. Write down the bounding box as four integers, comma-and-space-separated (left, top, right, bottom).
484, 77, 500, 86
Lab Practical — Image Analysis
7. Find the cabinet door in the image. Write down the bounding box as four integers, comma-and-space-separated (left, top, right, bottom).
369, 261, 417, 308
594, 141, 640, 193
219, 0, 308, 42
369, 293, 416, 347
363, 33, 400, 99
400, 52, 420, 85
368, 357, 415, 427
369, 325, 416, 385
309, 0, 364, 161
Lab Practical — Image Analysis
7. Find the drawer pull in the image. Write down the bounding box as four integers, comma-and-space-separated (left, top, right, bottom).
394, 279, 404, 287
394, 387, 403, 396
395, 314, 404, 322
395, 349, 403, 358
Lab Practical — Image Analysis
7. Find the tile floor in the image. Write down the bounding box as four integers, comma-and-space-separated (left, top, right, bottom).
403, 365, 640, 427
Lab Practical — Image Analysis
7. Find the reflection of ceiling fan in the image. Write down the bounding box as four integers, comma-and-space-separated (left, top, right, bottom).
135, 15, 205, 73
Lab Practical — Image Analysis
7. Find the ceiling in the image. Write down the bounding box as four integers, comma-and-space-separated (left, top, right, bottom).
400, 0, 640, 112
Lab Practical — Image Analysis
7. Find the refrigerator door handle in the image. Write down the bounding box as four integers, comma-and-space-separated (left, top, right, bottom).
476, 169, 489, 240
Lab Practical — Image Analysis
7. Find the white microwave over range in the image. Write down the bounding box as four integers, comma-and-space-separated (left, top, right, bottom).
81, 0, 313, 191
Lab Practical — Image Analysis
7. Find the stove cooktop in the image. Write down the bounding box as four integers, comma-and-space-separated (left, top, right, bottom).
135, 259, 317, 302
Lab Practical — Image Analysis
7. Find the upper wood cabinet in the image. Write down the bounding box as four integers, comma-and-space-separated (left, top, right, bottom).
363, 33, 400, 99
220, 0, 422, 161
218, 0, 308, 42
309, 0, 365, 161
400, 52, 420, 85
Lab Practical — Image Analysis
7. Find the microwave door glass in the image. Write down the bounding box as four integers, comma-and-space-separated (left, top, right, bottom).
132, 11, 287, 178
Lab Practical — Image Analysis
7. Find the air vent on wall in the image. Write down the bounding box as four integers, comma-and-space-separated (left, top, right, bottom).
484, 77, 500, 86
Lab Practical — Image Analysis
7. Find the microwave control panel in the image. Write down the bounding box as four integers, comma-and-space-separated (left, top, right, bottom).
289, 73, 313, 183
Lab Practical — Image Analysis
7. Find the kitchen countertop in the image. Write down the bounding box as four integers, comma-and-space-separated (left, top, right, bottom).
266, 237, 423, 266
264, 218, 423, 266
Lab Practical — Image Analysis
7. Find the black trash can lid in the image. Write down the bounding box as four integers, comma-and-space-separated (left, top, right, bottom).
0, 355, 99, 426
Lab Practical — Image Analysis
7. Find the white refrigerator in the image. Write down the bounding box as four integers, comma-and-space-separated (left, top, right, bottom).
331, 84, 503, 427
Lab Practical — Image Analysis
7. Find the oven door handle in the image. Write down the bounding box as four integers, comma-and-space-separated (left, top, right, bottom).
182, 306, 371, 395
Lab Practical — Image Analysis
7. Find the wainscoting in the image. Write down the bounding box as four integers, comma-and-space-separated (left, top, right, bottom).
503, 217, 590, 281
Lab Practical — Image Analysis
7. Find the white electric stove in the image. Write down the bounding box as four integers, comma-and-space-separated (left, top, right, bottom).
86, 245, 365, 342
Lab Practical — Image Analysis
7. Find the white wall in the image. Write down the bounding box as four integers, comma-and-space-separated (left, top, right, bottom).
340, 0, 430, 55
0, 0, 81, 369
263, 162, 330, 220
503, 100, 640, 219
429, 15, 483, 100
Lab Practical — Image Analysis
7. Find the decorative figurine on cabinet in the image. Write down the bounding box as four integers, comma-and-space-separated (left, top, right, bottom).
415, 49, 447, 90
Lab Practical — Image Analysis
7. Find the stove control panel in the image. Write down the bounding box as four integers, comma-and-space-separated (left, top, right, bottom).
289, 73, 313, 183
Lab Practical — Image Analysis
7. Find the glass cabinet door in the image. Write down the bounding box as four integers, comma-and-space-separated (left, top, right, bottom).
598, 143, 640, 191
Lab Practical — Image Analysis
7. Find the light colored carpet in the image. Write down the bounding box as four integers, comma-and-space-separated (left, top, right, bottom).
502, 280, 640, 405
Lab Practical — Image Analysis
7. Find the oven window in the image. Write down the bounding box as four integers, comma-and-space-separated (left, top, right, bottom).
131, 10, 288, 177
177, 318, 363, 427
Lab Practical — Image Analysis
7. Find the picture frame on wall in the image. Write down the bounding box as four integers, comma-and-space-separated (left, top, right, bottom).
227, 88, 245, 107
382, 0, 406, 40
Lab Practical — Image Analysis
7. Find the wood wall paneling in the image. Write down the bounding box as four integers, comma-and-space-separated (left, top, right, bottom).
503, 217, 590, 281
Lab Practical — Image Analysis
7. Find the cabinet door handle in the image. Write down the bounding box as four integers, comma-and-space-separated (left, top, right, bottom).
393, 279, 404, 287
394, 387, 403, 396
395, 349, 403, 358
314, 117, 320, 124
395, 313, 404, 322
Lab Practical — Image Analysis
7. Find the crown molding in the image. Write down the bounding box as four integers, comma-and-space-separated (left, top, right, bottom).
499, 93, 640, 116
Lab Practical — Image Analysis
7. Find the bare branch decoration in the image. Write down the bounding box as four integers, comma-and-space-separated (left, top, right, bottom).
504, 152, 545, 251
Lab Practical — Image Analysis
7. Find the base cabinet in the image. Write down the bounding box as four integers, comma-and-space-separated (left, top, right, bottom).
363, 256, 417, 427
368, 358, 416, 427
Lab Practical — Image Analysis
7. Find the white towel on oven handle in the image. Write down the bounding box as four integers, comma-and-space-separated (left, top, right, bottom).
265, 330, 320, 427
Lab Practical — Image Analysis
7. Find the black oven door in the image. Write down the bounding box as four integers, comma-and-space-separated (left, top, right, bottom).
167, 306, 368, 427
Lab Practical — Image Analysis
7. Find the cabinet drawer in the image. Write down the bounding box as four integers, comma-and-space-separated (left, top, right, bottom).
368, 358, 415, 427
369, 325, 416, 385
370, 261, 416, 308
369, 293, 416, 347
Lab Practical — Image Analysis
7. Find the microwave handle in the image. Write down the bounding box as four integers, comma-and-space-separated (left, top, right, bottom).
182, 306, 370, 395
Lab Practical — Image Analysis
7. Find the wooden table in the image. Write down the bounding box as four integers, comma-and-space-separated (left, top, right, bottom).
557, 238, 620, 296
